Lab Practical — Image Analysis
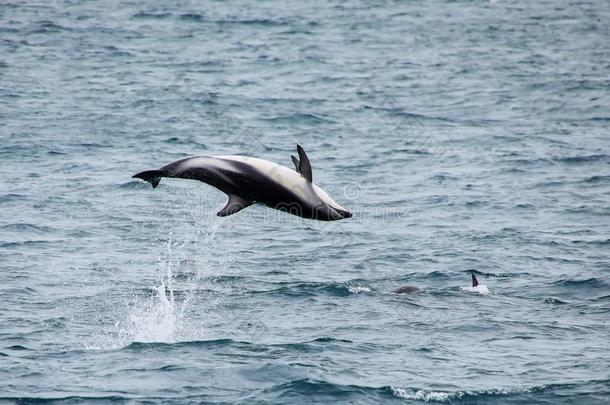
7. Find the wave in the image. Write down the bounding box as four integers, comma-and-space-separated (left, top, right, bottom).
261, 112, 335, 124
581, 175, 610, 184
0, 395, 133, 402
571, 239, 610, 246
216, 18, 289, 27
252, 281, 373, 298
359, 106, 455, 124
123, 338, 253, 351
465, 269, 513, 278
591, 294, 610, 302
0, 223, 53, 233
256, 379, 610, 403
5, 379, 607, 404
121, 364, 187, 372
30, 20, 68, 33
0, 193, 27, 203
162, 137, 208, 149
4, 345, 31, 351
268, 379, 608, 404
123, 337, 358, 355
0, 240, 53, 248
391, 387, 454, 401
179, 13, 204, 22
200, 274, 246, 284
275, 337, 355, 354
133, 12, 171, 19
553, 154, 609, 164
537, 175, 610, 188
502, 157, 553, 166
544, 297, 569, 305
551, 277, 608, 289
1, 286, 36, 295
258, 379, 395, 402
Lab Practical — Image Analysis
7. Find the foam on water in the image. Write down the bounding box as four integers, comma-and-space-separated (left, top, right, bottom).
347, 284, 371, 294
391, 387, 453, 402
460, 284, 491, 295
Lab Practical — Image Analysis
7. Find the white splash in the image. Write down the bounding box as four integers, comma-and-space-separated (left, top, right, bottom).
111, 197, 227, 347
120, 282, 180, 343
347, 285, 371, 294
392, 386, 542, 402
391, 387, 455, 402
460, 285, 490, 295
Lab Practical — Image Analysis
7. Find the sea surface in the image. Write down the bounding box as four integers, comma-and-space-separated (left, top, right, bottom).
1, 0, 609, 403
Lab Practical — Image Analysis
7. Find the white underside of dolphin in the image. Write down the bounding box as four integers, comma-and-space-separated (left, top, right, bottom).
133, 145, 352, 221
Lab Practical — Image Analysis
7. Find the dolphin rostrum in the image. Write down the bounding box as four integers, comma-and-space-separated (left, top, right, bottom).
132, 145, 352, 221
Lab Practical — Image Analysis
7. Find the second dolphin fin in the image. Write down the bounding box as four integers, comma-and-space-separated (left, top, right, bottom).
291, 155, 300, 173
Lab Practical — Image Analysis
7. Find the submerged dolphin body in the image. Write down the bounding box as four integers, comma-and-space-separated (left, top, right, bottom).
133, 145, 352, 221
392, 285, 421, 294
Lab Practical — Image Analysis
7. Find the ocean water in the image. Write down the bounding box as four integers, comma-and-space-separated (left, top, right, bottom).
1, 0, 609, 403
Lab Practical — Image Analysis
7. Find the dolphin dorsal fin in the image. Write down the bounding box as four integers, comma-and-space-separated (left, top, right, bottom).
291, 155, 300, 173
472, 274, 479, 287
296, 144, 312, 182
217, 195, 253, 217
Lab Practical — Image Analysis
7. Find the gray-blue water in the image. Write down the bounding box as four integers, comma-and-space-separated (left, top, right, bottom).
1, 0, 609, 403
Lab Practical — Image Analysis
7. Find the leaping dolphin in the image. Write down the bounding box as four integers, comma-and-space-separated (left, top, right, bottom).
132, 145, 352, 221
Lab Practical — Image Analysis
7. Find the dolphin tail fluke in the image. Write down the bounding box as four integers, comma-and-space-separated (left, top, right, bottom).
472, 274, 479, 287
133, 170, 164, 188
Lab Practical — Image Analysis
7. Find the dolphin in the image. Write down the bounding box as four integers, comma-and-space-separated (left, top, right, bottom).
461, 273, 489, 294
392, 285, 421, 294
393, 274, 481, 294
132, 145, 352, 221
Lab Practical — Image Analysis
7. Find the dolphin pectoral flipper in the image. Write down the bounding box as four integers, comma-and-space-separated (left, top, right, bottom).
132, 170, 164, 188
296, 145, 312, 182
217, 194, 253, 217
291, 155, 300, 173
